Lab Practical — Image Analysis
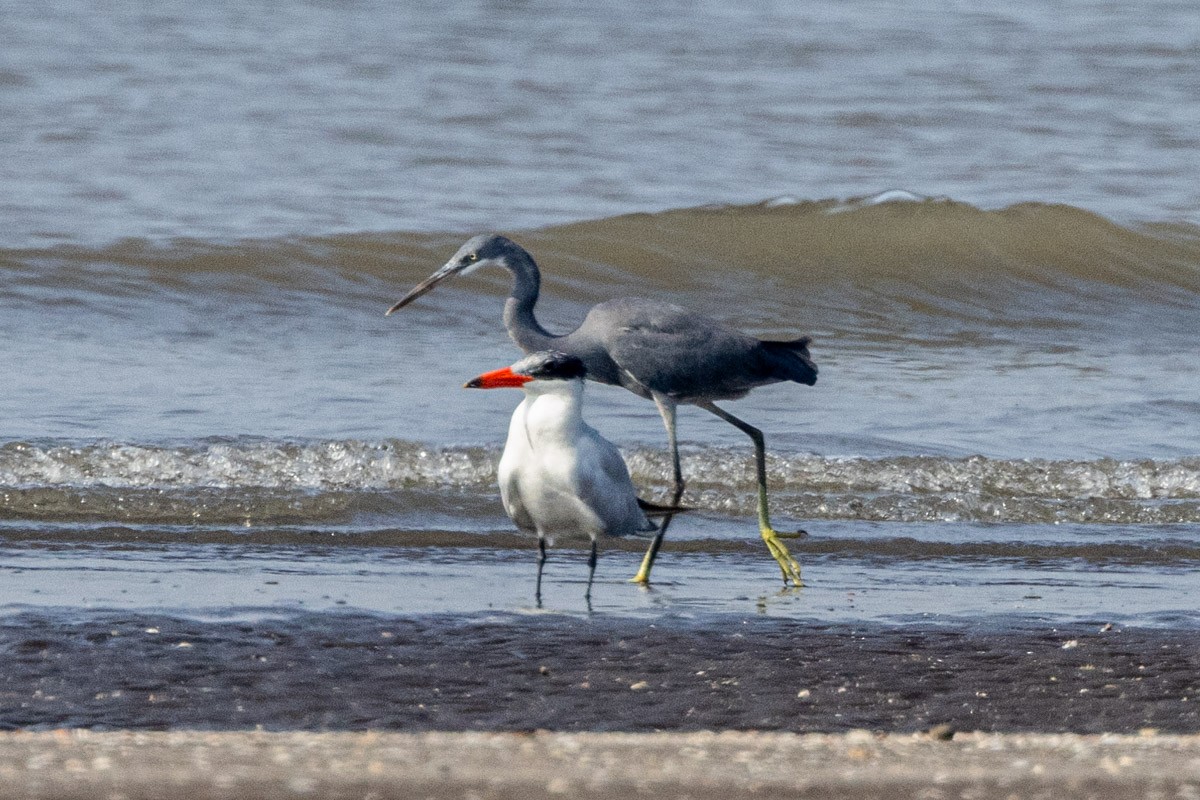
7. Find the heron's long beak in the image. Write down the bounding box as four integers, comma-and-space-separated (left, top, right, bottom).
385, 261, 459, 316
464, 366, 533, 390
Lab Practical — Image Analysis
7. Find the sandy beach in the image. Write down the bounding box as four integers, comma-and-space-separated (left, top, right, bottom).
3, 729, 1200, 799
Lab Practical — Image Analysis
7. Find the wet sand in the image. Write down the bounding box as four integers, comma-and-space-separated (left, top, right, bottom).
3, 612, 1198, 732
2, 729, 1200, 799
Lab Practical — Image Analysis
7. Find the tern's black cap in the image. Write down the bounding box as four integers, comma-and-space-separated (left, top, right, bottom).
512, 351, 587, 381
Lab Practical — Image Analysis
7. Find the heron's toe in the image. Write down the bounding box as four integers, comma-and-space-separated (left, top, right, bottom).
761, 526, 804, 587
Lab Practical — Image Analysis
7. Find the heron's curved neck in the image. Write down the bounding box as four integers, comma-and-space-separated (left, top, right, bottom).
502, 250, 559, 352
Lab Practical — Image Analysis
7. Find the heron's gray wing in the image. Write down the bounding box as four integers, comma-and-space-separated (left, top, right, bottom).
581, 298, 766, 401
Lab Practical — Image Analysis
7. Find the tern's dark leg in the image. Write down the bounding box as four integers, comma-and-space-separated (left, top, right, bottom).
631, 395, 684, 584
697, 401, 803, 587
585, 539, 598, 601
535, 536, 548, 606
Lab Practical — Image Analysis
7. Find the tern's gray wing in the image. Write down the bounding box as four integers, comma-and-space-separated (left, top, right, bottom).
573, 423, 655, 536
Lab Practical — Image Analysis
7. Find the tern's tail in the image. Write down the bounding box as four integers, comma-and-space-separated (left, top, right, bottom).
637, 497, 691, 516
763, 335, 818, 386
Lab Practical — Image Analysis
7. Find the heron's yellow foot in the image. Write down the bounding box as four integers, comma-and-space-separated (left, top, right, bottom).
772, 530, 807, 539
761, 525, 803, 587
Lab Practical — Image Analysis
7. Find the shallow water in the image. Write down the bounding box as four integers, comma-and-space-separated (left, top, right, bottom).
2, 534, 1198, 627
1, 1, 1199, 635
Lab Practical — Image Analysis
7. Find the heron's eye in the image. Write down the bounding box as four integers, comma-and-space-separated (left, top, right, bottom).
464, 253, 479, 264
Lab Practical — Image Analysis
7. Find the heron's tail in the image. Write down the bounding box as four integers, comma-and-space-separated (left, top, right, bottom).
763, 335, 818, 386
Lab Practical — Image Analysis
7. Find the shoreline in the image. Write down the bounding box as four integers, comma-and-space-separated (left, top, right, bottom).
2, 730, 1199, 799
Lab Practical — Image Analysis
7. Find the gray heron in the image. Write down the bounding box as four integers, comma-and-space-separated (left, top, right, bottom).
465, 351, 661, 603
390, 234, 817, 586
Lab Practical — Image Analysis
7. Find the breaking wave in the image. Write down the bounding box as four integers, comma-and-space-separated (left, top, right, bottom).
3, 439, 1199, 526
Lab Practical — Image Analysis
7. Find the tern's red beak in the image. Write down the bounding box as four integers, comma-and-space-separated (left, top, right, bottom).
464, 366, 533, 389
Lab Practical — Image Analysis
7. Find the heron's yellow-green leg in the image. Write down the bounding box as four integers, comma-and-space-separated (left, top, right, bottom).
629, 395, 684, 584
698, 401, 803, 587
629, 490, 686, 585
630, 537, 660, 585
753, 462, 804, 585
